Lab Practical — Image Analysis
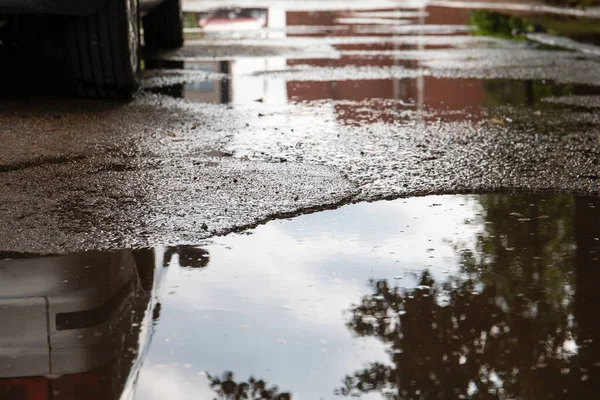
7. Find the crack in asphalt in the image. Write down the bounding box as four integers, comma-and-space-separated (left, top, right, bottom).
0, 154, 88, 173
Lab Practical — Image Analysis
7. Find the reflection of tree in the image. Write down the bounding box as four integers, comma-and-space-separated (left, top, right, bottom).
208, 371, 291, 400
471, 9, 600, 110
574, 196, 600, 397
483, 80, 575, 108
545, 0, 599, 7
471, 7, 600, 45
464, 194, 575, 315
339, 194, 600, 399
470, 10, 535, 38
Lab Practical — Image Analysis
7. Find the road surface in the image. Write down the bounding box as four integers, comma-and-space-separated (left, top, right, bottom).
0, 0, 599, 253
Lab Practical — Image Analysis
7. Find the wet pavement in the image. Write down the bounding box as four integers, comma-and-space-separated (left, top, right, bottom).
1, 0, 600, 253
2, 0, 600, 398
2, 193, 600, 399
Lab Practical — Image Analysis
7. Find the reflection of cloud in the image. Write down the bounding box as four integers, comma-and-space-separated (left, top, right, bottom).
561, 337, 578, 357
135, 364, 214, 400
286, 195, 480, 243
167, 224, 366, 327
166, 195, 482, 328
138, 196, 486, 399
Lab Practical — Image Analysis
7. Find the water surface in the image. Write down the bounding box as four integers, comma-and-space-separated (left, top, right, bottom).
2, 193, 600, 399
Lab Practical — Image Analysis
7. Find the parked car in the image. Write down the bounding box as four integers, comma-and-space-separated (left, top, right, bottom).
198, 8, 267, 35
0, 250, 156, 400
0, 0, 184, 98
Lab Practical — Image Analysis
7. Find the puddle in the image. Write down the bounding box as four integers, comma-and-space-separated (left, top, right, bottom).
135, 4, 600, 202
2, 193, 600, 399
144, 57, 600, 118
143, 4, 600, 117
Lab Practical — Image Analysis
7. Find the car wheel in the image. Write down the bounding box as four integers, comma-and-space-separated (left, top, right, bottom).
66, 0, 140, 98
143, 0, 183, 49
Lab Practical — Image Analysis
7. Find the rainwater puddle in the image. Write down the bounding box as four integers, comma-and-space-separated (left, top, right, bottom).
2, 193, 600, 399
143, 4, 600, 114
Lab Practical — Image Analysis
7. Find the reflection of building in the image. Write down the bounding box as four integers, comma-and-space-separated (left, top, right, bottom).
286, 9, 415, 110
421, 7, 485, 117
150, 5, 486, 122
152, 7, 287, 104
286, 6, 485, 123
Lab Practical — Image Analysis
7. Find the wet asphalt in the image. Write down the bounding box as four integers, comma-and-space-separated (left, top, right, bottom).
1, 0, 600, 254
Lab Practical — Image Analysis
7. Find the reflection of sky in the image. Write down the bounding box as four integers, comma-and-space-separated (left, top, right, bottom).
134, 195, 482, 400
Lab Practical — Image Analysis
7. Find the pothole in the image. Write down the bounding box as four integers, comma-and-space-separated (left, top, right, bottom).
2, 193, 599, 399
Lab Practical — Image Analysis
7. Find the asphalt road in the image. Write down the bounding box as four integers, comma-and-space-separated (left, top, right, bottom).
1, 0, 599, 253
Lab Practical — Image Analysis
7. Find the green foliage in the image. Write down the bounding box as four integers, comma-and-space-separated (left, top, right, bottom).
545, 0, 600, 7
471, 7, 600, 39
483, 79, 575, 108
183, 12, 199, 29
339, 194, 600, 399
208, 372, 292, 400
470, 10, 535, 38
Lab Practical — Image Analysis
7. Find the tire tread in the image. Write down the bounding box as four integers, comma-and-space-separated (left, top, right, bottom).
66, 0, 139, 98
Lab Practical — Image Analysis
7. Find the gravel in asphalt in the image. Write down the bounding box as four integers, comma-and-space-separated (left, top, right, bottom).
0, 0, 599, 253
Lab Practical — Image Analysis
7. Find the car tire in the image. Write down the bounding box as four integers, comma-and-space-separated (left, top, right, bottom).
143, 0, 183, 49
65, 0, 140, 98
